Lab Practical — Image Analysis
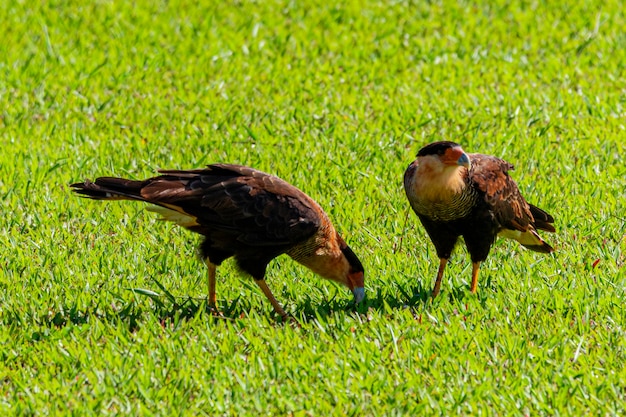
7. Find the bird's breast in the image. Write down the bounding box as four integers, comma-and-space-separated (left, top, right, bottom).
405, 163, 478, 222
409, 189, 477, 222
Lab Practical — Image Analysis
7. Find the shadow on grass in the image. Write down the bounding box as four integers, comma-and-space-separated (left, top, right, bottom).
19, 275, 492, 334
346, 278, 487, 315
23, 294, 240, 337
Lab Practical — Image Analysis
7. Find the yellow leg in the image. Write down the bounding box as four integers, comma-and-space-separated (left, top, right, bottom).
204, 260, 217, 308
470, 262, 480, 293
431, 258, 448, 298
255, 279, 288, 319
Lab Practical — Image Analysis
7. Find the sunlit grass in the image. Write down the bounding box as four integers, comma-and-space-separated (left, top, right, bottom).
1, 0, 625, 414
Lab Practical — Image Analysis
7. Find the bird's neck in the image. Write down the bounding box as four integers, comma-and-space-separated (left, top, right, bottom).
287, 224, 350, 285
413, 162, 468, 202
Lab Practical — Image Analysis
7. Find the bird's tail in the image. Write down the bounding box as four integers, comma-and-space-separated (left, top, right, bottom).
70, 177, 147, 201
520, 229, 554, 253
499, 228, 554, 254
529, 204, 555, 233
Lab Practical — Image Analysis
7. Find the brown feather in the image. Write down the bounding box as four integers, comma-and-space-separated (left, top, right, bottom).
71, 164, 365, 315
404, 141, 555, 296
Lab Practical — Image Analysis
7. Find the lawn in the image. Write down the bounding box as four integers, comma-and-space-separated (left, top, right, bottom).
1, 0, 625, 414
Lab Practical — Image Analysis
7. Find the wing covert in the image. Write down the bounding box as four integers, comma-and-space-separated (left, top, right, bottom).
140, 165, 322, 246
469, 154, 535, 232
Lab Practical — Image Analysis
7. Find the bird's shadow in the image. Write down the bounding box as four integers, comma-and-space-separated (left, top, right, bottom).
21, 276, 490, 334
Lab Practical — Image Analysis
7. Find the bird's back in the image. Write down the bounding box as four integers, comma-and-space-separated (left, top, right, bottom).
466, 154, 551, 233
73, 164, 325, 253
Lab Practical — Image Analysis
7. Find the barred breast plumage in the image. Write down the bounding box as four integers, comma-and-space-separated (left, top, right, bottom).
408, 186, 478, 222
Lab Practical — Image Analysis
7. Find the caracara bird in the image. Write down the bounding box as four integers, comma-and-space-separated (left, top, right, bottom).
403, 141, 555, 297
71, 164, 365, 319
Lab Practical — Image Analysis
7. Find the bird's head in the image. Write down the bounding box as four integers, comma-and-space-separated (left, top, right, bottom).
404, 141, 471, 206
416, 141, 471, 170
294, 230, 366, 303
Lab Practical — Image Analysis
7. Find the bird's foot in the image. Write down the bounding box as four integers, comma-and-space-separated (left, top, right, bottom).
207, 303, 224, 318
278, 313, 300, 328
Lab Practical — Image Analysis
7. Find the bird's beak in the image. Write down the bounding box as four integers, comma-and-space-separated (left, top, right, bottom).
457, 152, 471, 169
352, 287, 365, 304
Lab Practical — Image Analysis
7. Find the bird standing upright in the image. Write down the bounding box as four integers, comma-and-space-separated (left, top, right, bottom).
71, 164, 365, 319
403, 141, 555, 297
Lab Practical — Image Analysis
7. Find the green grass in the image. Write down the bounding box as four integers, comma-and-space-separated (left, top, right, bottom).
2, 0, 626, 414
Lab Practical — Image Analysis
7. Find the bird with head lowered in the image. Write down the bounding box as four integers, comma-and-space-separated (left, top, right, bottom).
71, 164, 365, 320
403, 141, 555, 298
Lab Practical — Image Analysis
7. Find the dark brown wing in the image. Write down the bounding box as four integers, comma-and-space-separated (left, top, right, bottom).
74, 164, 323, 247
468, 154, 536, 233
528, 204, 556, 233
143, 164, 323, 247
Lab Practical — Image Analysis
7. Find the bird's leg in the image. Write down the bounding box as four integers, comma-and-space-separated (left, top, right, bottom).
431, 258, 448, 298
204, 259, 221, 315
205, 260, 217, 305
470, 262, 480, 293
254, 279, 288, 320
